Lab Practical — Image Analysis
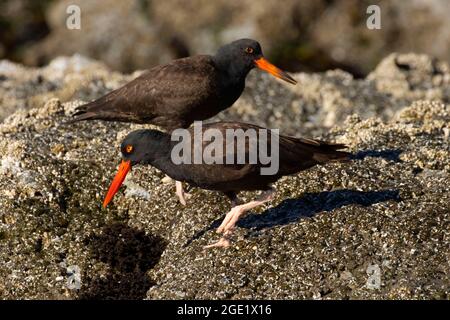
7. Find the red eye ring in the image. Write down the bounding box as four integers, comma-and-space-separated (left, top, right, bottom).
125, 145, 133, 153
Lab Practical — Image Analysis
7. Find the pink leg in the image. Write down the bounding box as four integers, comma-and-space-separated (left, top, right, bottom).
176, 180, 189, 205
204, 188, 275, 249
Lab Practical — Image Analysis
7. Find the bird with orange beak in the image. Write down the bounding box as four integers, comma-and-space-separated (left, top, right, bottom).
71, 39, 297, 205
102, 122, 350, 248
71, 39, 296, 130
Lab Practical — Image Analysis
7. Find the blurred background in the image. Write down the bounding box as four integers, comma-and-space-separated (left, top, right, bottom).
0, 0, 449, 77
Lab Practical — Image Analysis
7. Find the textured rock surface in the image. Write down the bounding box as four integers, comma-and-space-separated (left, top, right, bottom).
0, 55, 137, 121
0, 53, 448, 299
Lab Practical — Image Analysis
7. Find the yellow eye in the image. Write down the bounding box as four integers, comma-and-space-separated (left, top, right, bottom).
245, 47, 254, 54
125, 145, 133, 153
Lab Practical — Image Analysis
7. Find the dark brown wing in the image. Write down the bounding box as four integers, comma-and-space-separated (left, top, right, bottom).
71, 55, 218, 129
171, 122, 258, 189
171, 122, 350, 191
199, 121, 349, 167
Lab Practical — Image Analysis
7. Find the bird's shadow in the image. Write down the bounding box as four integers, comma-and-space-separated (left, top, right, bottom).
185, 189, 400, 246
351, 149, 403, 162
240, 189, 400, 230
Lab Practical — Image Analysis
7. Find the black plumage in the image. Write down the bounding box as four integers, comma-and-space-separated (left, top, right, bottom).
129, 122, 348, 191
70, 39, 296, 131
103, 121, 350, 248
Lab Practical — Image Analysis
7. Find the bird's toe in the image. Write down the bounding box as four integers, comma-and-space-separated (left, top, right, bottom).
204, 237, 231, 249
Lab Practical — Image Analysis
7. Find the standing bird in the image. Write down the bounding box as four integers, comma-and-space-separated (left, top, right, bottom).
71, 38, 297, 205
70, 38, 296, 129
102, 122, 350, 248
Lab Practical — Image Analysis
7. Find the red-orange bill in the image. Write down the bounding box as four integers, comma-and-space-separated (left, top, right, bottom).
102, 160, 131, 208
254, 57, 297, 85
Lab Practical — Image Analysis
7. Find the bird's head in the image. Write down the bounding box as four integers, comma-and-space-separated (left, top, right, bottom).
102, 129, 166, 208
215, 38, 297, 85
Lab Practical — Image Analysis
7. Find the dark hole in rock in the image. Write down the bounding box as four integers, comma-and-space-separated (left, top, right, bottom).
0, 231, 8, 240
412, 167, 423, 175
395, 58, 412, 71
35, 237, 43, 253
78, 222, 167, 300
36, 74, 44, 84
431, 58, 443, 75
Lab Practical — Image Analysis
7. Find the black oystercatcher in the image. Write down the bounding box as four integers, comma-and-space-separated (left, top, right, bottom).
102, 122, 350, 248
70, 39, 296, 130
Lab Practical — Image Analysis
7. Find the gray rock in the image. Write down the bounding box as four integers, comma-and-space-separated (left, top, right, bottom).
0, 55, 137, 121
0, 53, 448, 299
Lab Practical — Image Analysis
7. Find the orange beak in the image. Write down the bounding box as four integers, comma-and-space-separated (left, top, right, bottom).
254, 57, 297, 85
102, 160, 131, 208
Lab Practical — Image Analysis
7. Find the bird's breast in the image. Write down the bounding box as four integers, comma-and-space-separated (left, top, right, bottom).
216, 80, 245, 108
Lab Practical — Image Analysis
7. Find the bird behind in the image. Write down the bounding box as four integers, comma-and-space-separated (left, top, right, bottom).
69, 39, 297, 131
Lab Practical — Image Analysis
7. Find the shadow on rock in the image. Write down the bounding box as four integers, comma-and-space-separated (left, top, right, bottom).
78, 223, 167, 300
351, 149, 403, 162
186, 189, 400, 246
241, 189, 400, 230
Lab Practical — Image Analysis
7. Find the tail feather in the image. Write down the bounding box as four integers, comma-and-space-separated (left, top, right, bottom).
68, 99, 108, 123
285, 136, 351, 163
314, 142, 350, 163
312, 147, 351, 163
67, 111, 99, 123
306, 140, 350, 163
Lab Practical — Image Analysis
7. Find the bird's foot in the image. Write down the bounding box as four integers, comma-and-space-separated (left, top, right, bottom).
205, 188, 275, 249
203, 206, 244, 249
161, 175, 173, 184
217, 206, 244, 234
175, 180, 191, 205
203, 237, 231, 249
204, 231, 232, 249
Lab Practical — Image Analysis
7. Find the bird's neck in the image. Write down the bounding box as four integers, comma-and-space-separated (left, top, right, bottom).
213, 56, 250, 85
144, 134, 183, 180
143, 133, 173, 166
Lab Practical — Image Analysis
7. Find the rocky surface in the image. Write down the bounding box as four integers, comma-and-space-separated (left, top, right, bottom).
0, 55, 137, 121
0, 53, 448, 299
